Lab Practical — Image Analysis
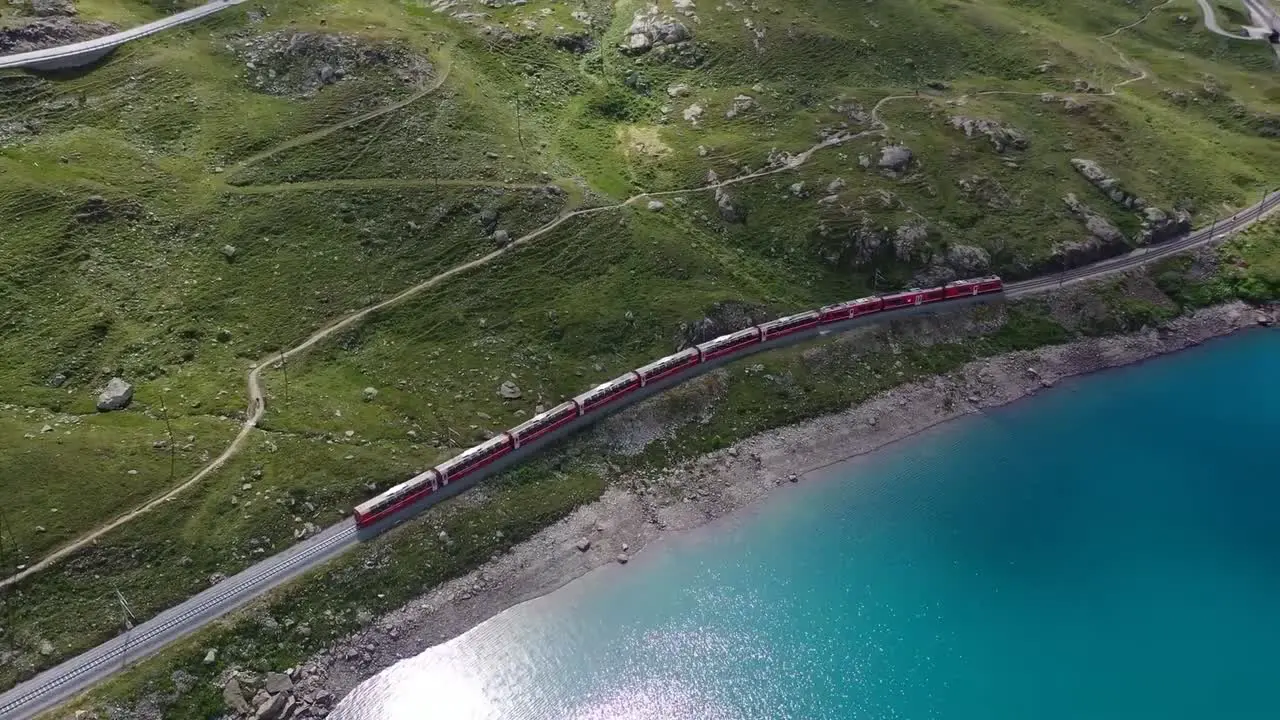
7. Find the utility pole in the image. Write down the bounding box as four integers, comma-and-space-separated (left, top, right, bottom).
115, 588, 137, 668
159, 393, 176, 483
279, 351, 289, 406
0, 510, 13, 651
515, 90, 526, 161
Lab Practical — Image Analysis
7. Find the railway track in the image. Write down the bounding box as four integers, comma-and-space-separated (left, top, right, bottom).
3, 187, 1276, 720
1009, 191, 1280, 297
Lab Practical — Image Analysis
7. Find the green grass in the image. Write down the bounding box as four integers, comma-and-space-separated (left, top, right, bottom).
3, 0, 1280, 704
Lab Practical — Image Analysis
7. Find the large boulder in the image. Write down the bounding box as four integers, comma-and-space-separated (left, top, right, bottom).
223, 678, 251, 715
877, 144, 913, 174
96, 377, 133, 412
948, 116, 1028, 152
1063, 193, 1126, 245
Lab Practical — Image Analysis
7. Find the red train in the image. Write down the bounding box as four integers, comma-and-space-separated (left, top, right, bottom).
353, 276, 1004, 526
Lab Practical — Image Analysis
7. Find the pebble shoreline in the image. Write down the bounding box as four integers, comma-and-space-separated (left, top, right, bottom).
227, 301, 1276, 718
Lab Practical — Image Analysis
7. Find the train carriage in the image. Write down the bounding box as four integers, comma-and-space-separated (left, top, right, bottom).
436, 434, 514, 484
758, 310, 821, 340
354, 468, 441, 527
637, 348, 701, 387
819, 296, 884, 324
881, 287, 945, 309
353, 276, 1005, 531
509, 401, 579, 449
573, 371, 643, 414
695, 327, 763, 362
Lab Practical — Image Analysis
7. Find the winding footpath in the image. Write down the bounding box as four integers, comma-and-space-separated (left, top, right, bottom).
4, 2, 1280, 717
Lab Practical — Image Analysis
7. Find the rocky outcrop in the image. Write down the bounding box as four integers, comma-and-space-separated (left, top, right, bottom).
0, 16, 116, 54
1044, 193, 1131, 271
1070, 158, 1145, 209
877, 144, 913, 175
707, 171, 744, 223
29, 0, 76, 17
676, 300, 772, 349
621, 5, 692, 55
957, 175, 1012, 209
1069, 161, 1191, 245
948, 116, 1028, 152
1137, 206, 1192, 245
96, 377, 133, 412
892, 221, 931, 264
551, 32, 595, 54
910, 244, 991, 286
233, 32, 433, 98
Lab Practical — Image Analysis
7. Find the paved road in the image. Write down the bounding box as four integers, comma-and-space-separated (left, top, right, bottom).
1195, 0, 1252, 37
2, 190, 1277, 720
0, 0, 244, 71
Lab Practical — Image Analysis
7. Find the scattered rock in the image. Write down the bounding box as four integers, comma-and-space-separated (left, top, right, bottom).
361, 387, 378, 402
575, 538, 591, 552
788, 472, 799, 483
948, 116, 1028, 152
491, 229, 510, 247
826, 177, 846, 194
38, 640, 54, 656
221, 244, 238, 260
498, 381, 522, 399
96, 377, 133, 412
223, 678, 251, 714
47, 372, 67, 388
666, 82, 691, 97
647, 199, 665, 211
682, 103, 704, 125
788, 181, 808, 198
203, 648, 217, 665
263, 671, 293, 694
725, 94, 755, 119
254, 692, 287, 720
616, 553, 629, 564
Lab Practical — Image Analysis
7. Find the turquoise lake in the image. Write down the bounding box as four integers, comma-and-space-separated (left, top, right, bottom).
334, 329, 1280, 720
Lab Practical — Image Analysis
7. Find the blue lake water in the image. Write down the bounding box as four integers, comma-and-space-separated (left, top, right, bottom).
334, 329, 1280, 720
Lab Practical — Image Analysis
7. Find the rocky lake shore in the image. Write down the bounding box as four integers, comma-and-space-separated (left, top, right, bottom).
211, 299, 1275, 720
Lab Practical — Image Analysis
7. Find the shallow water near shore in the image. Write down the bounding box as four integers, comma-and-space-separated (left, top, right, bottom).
333, 329, 1280, 720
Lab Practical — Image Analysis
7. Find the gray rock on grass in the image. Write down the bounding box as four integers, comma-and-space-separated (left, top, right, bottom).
96, 377, 133, 412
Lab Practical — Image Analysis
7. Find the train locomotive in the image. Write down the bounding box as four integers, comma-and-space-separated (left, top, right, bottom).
353, 276, 1004, 527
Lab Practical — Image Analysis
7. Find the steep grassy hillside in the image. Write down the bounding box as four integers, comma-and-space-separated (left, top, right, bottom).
1, 0, 1277, 695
